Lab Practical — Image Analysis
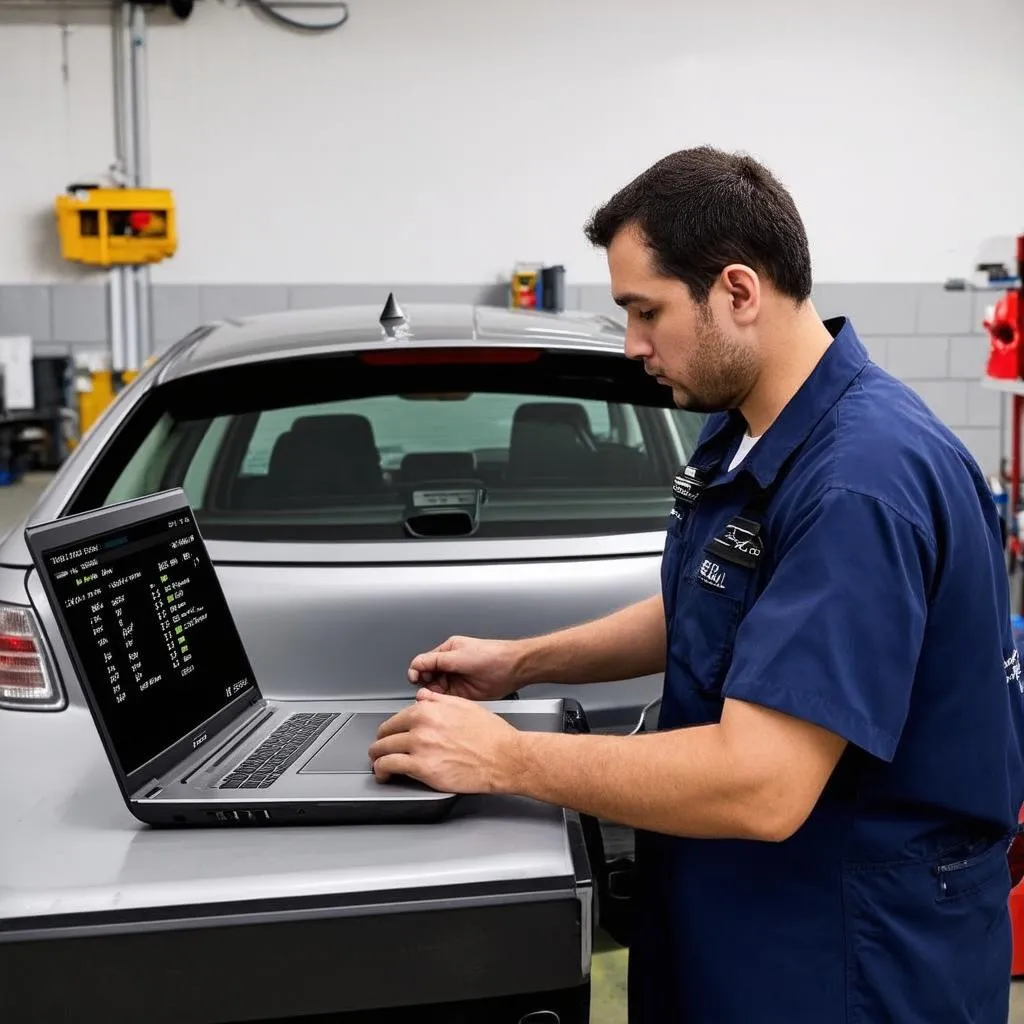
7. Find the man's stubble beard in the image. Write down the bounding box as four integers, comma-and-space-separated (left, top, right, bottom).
674, 307, 758, 415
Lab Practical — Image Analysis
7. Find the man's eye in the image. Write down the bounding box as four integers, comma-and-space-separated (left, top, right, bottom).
638, 309, 656, 322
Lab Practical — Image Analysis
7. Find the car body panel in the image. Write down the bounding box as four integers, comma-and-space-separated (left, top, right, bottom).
205, 554, 662, 716
157, 304, 628, 384
194, 528, 668, 566
0, 703, 582, 928
19, 543, 663, 723
0, 564, 30, 604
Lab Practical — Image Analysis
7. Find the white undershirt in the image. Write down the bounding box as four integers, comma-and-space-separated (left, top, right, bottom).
728, 432, 761, 471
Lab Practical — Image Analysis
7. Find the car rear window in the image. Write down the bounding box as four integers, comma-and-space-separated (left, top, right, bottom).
72, 347, 706, 542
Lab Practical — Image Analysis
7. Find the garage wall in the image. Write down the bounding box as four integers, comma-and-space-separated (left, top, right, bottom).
0, 0, 1021, 473
1, 0, 1022, 285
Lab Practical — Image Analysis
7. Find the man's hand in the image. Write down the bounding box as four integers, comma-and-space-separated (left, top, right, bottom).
369, 688, 523, 793
407, 635, 525, 701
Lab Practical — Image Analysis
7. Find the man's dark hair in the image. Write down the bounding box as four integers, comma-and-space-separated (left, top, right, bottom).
584, 146, 812, 303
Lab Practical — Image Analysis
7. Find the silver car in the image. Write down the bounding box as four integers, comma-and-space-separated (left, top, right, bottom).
0, 301, 704, 1021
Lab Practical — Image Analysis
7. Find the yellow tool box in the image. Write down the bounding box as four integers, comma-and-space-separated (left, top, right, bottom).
55, 185, 177, 267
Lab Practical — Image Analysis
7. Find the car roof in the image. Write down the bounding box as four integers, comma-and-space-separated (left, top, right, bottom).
159, 301, 628, 383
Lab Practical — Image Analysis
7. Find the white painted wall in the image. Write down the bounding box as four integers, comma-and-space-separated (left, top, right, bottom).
0, 15, 116, 283
1, 0, 1022, 285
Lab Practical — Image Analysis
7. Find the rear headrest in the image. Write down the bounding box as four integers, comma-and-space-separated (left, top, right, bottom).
266, 431, 350, 496
507, 401, 596, 482
511, 402, 593, 435
290, 414, 378, 456
266, 412, 383, 497
400, 451, 477, 481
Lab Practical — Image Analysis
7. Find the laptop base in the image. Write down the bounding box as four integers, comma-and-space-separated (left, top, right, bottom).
135, 792, 458, 829
130, 697, 568, 828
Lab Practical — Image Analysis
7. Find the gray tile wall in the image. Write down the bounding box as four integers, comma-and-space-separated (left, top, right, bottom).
0, 280, 1006, 474
572, 282, 1005, 475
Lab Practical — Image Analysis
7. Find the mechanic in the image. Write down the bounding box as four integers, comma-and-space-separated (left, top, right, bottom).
368, 146, 1024, 1022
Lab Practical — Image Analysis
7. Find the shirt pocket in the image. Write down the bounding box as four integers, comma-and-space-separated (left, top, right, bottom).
668, 559, 752, 697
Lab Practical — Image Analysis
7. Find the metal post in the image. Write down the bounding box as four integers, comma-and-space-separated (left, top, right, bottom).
130, 1, 153, 364
107, 1, 140, 379
134, 270, 152, 364
119, 3, 135, 184
108, 3, 127, 380
109, 3, 132, 381
123, 266, 140, 371
111, 3, 127, 173
129, 3, 148, 188
120, 4, 138, 376
108, 269, 126, 372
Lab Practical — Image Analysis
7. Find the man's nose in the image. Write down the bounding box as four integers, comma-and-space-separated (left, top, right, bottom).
624, 326, 651, 361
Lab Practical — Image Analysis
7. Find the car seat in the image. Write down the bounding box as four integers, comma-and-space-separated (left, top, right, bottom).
505, 402, 597, 484
265, 413, 384, 501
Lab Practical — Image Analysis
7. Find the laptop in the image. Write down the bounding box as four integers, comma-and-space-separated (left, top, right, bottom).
24, 487, 569, 827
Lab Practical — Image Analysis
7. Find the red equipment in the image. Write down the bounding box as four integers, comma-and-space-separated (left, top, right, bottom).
984, 289, 1020, 380
977, 235, 1024, 971
989, 236, 1024, 565
1012, 810, 1024, 976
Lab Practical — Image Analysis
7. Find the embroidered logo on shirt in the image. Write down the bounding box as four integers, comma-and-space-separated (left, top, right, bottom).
672, 464, 709, 506
705, 515, 764, 569
698, 558, 727, 591
1006, 649, 1023, 694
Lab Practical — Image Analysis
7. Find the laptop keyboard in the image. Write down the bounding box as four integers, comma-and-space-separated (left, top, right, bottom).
218, 712, 340, 789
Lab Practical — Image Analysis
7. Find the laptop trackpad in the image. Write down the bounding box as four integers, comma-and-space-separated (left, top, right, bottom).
299, 712, 390, 774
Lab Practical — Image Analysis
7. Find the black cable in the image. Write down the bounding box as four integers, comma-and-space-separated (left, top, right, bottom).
248, 0, 349, 32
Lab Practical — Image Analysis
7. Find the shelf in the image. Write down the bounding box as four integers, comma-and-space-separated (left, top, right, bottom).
944, 279, 1021, 292
981, 377, 1024, 396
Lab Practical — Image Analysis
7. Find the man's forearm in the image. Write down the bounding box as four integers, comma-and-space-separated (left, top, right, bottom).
501, 725, 785, 842
514, 594, 665, 687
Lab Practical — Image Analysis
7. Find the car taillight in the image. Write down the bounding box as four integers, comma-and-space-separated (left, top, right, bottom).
0, 604, 63, 710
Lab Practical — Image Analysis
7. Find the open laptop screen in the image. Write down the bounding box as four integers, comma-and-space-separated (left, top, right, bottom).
39, 505, 256, 776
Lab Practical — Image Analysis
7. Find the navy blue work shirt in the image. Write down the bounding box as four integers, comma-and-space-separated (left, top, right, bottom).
628, 317, 1024, 1023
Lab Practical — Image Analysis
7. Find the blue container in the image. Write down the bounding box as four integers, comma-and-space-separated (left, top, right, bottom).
1012, 615, 1024, 656
995, 489, 1009, 521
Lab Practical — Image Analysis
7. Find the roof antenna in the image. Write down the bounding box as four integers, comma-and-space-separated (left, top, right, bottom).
379, 292, 407, 336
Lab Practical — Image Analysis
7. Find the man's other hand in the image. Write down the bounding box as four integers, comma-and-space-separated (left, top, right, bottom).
407, 635, 524, 701
369, 688, 522, 793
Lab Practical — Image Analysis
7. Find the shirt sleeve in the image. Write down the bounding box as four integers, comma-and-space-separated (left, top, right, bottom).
722, 486, 934, 762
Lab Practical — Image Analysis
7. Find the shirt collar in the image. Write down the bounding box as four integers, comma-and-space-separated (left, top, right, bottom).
694, 316, 869, 490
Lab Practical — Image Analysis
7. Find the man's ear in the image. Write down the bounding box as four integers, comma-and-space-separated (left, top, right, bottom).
720, 264, 760, 326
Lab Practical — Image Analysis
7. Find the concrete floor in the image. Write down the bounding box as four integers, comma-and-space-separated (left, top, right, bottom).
587, 957, 1024, 1024
2, 472, 1023, 1023
587, 947, 1024, 1023
0, 471, 51, 529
